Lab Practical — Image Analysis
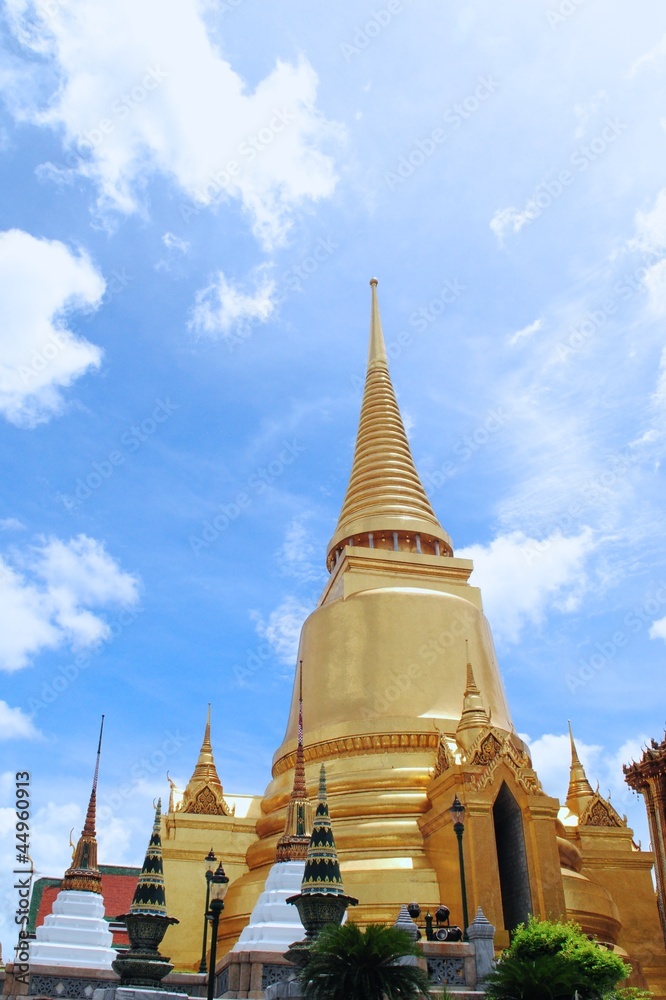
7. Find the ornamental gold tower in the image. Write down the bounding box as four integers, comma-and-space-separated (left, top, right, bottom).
212, 281, 665, 994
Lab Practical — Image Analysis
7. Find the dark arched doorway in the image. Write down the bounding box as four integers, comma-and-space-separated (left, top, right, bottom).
493, 781, 532, 931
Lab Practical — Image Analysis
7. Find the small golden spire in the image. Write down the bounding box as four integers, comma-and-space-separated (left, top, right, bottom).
367, 278, 387, 368
326, 279, 453, 568
565, 721, 595, 817
202, 702, 212, 752
180, 706, 233, 816
456, 646, 490, 748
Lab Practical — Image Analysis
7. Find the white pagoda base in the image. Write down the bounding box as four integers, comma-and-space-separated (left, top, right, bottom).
233, 861, 306, 952
30, 889, 117, 969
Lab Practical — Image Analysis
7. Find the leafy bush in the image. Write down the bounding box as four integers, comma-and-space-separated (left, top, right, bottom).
484, 917, 640, 1000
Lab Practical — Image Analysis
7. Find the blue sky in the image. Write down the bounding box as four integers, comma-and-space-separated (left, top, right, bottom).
1, 0, 666, 955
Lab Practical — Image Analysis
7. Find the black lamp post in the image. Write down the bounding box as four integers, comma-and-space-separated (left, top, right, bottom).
450, 795, 470, 940
206, 861, 230, 1000
198, 849, 217, 974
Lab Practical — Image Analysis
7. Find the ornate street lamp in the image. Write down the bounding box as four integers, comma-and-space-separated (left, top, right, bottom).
450, 795, 470, 940
198, 849, 217, 974
206, 862, 230, 1000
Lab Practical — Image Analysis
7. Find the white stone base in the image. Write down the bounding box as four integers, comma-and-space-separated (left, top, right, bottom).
93, 989, 188, 1000
233, 862, 306, 952
30, 890, 117, 969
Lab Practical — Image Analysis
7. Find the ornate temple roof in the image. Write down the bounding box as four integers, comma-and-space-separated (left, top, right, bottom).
566, 723, 625, 828
624, 732, 666, 787
62, 716, 104, 894
326, 279, 453, 568
179, 705, 234, 815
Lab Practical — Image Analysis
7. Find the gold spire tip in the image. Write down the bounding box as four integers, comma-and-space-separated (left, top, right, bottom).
369, 277, 378, 286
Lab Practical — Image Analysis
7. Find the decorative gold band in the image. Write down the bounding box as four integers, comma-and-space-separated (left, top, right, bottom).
272, 731, 439, 777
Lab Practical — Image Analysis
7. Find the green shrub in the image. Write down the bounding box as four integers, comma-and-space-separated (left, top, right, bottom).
484, 917, 639, 1000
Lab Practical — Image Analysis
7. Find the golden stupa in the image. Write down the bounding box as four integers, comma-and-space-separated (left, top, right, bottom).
161, 281, 666, 995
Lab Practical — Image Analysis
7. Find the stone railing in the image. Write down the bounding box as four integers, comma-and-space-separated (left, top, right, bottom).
0, 963, 207, 999
254, 907, 495, 999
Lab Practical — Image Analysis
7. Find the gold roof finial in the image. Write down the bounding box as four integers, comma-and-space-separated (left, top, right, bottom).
326, 279, 452, 568
565, 721, 595, 817
180, 706, 233, 816
62, 715, 105, 893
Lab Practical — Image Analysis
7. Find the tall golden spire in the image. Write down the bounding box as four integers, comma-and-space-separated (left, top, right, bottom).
456, 644, 490, 749
62, 716, 104, 893
276, 661, 314, 861
565, 721, 595, 817
180, 705, 233, 816
326, 278, 453, 569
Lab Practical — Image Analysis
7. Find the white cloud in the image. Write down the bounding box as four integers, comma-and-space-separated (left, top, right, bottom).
278, 517, 323, 586
4, 0, 343, 248
457, 528, 595, 645
644, 259, 666, 315
526, 732, 601, 802
0, 229, 105, 427
508, 318, 542, 346
490, 205, 535, 245
649, 615, 666, 641
190, 264, 279, 338
627, 190, 666, 314
0, 534, 140, 672
0, 701, 40, 740
251, 595, 311, 667
0, 518, 24, 531
402, 410, 416, 436
162, 232, 189, 254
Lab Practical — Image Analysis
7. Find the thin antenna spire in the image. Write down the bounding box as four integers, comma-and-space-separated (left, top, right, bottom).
62, 716, 105, 892
276, 659, 313, 860
92, 715, 104, 795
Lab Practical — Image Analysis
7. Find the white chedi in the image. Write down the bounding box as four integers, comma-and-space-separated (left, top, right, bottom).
233, 861, 306, 952
30, 890, 117, 969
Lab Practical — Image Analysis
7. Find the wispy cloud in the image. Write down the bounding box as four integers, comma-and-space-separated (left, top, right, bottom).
508, 317, 543, 346
0, 701, 41, 740
250, 595, 312, 669
190, 264, 278, 338
627, 33, 666, 78
650, 616, 666, 641
277, 516, 323, 586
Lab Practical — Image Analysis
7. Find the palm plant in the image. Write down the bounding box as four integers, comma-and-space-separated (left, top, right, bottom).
484, 951, 591, 1000
298, 921, 433, 1000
